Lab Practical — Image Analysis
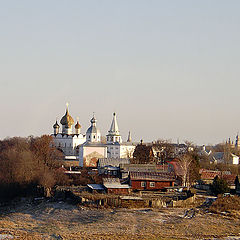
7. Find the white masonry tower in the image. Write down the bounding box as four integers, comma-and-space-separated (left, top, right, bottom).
107, 112, 122, 143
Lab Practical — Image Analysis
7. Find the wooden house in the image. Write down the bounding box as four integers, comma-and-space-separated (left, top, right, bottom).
129, 172, 175, 191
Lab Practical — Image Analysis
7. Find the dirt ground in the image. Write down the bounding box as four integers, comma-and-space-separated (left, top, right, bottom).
0, 200, 240, 240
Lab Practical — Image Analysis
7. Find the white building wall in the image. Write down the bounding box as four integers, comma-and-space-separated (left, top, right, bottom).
86, 132, 101, 143
120, 145, 135, 158
107, 144, 136, 159
52, 134, 86, 156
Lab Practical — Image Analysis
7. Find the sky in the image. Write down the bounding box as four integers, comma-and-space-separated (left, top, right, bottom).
1, 0, 240, 145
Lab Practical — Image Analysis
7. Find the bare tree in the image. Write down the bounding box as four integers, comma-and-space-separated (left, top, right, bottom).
178, 154, 193, 189
184, 140, 195, 152
0, 136, 66, 199
152, 139, 175, 163
39, 169, 56, 197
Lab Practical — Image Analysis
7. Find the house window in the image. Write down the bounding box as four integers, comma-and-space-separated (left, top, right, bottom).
150, 182, 155, 187
141, 182, 146, 187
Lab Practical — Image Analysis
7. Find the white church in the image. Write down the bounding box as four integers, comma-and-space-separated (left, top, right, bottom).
51, 105, 136, 167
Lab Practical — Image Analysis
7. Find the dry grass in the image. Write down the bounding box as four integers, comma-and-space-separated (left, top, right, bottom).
209, 195, 240, 217
0, 200, 240, 239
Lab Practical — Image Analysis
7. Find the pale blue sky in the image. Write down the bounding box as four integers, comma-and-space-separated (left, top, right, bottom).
1, 1, 240, 145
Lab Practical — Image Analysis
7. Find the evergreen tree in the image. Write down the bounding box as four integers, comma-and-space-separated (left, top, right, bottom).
210, 176, 230, 196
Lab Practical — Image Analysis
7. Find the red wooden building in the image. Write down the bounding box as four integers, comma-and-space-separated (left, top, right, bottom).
130, 172, 175, 190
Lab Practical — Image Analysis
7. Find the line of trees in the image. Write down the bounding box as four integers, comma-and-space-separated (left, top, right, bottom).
0, 135, 67, 200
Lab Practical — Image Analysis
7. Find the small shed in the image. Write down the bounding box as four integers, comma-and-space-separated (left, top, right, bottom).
87, 184, 105, 193
103, 178, 131, 194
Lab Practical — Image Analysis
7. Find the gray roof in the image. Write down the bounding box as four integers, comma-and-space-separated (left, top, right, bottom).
103, 183, 130, 189
130, 172, 175, 181
120, 163, 169, 173
86, 125, 100, 134
103, 178, 130, 189
98, 158, 130, 168
87, 184, 105, 190
103, 166, 119, 171
106, 142, 137, 146
106, 142, 120, 146
83, 142, 106, 147
212, 152, 224, 160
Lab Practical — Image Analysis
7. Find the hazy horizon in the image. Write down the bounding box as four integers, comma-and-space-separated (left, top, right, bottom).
1, 1, 240, 145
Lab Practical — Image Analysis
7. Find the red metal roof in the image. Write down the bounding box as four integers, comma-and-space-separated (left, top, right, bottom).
200, 170, 221, 180
200, 169, 236, 184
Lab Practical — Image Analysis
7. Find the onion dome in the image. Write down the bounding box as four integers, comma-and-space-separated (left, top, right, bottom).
75, 121, 81, 129
87, 116, 98, 134
60, 107, 74, 126
86, 125, 99, 134
86, 114, 100, 135
53, 120, 60, 129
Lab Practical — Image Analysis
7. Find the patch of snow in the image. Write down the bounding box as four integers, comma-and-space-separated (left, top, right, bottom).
0, 234, 14, 239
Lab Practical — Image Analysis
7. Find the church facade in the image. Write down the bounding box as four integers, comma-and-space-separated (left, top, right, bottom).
51, 106, 136, 167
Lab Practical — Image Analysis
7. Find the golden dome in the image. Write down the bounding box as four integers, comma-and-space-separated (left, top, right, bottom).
60, 107, 74, 126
